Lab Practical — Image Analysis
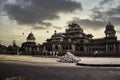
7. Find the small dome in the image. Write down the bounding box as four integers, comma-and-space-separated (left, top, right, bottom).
106, 22, 114, 30
27, 32, 35, 40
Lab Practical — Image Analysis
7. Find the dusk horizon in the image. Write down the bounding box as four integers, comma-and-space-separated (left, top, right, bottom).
0, 0, 120, 46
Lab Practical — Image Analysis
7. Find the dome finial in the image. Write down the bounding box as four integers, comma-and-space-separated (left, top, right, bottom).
109, 21, 111, 24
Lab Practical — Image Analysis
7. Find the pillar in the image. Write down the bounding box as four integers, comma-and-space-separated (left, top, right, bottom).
72, 45, 75, 51
58, 44, 62, 51
114, 44, 116, 52
84, 46, 87, 53
106, 44, 108, 51
119, 43, 120, 51
29, 47, 31, 55
52, 45, 55, 51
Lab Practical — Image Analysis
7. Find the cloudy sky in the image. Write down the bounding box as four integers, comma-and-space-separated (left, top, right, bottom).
0, 0, 120, 46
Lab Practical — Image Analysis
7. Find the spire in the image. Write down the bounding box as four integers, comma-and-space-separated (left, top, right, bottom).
72, 20, 75, 24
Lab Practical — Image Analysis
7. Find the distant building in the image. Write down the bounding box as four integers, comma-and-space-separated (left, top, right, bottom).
7, 40, 20, 55
21, 32, 41, 55
0, 44, 7, 54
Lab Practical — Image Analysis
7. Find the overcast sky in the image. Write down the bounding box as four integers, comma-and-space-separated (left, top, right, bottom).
0, 0, 120, 46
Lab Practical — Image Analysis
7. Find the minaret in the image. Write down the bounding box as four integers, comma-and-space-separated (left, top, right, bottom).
104, 22, 117, 39
13, 40, 16, 46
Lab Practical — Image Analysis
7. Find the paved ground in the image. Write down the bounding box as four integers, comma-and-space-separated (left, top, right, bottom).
0, 55, 120, 80
78, 57, 120, 66
0, 61, 120, 80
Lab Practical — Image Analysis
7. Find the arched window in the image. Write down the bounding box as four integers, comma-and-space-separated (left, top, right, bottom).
55, 45, 58, 50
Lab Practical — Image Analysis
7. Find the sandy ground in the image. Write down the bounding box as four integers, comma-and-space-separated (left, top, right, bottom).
0, 55, 77, 67
0, 55, 58, 63
1, 55, 120, 66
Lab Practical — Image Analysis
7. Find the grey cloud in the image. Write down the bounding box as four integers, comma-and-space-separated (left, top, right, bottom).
91, 6, 107, 21
33, 26, 47, 30
4, 0, 82, 29
0, 0, 7, 12
100, 0, 114, 5
91, 4, 120, 26
106, 5, 120, 16
33, 24, 62, 30
108, 17, 120, 25
54, 26, 62, 29
69, 17, 107, 30
65, 0, 119, 31
88, 2, 120, 33
92, 11, 106, 21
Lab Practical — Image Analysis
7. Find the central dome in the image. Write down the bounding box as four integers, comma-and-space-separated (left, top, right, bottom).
68, 22, 83, 32
106, 22, 114, 30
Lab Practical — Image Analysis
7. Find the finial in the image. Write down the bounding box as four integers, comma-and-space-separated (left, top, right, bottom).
72, 20, 75, 24
109, 21, 111, 24
54, 30, 57, 34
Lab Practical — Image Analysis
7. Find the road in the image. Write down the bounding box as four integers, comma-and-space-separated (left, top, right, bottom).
0, 61, 120, 80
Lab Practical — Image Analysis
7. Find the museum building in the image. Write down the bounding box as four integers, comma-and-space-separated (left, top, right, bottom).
21, 22, 120, 56
43, 22, 120, 55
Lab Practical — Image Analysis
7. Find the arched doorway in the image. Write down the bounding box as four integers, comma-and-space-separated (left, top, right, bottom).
80, 47, 84, 51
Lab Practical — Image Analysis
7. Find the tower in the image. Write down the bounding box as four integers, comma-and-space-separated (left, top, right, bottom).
104, 22, 117, 40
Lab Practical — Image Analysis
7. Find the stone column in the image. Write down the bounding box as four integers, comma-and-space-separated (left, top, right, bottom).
42, 46, 46, 56
72, 45, 75, 51
58, 44, 62, 51
52, 45, 55, 51
119, 43, 120, 51
37, 46, 39, 52
29, 47, 31, 54
84, 46, 87, 53
106, 44, 108, 51
44, 46, 46, 50
25, 47, 27, 52
114, 44, 116, 52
